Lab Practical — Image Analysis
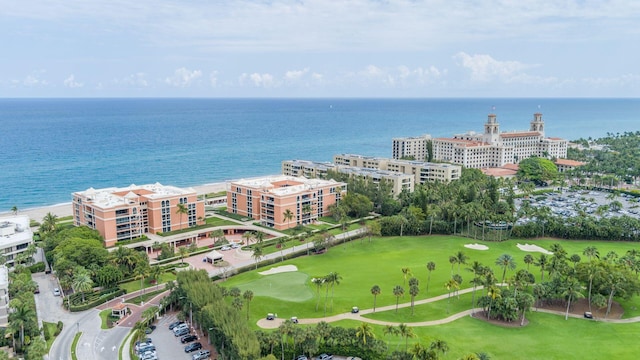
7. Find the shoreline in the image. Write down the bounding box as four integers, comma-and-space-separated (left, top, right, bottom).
1, 181, 233, 223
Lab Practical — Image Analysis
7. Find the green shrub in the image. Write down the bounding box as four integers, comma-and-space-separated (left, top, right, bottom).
65, 288, 126, 312
55, 321, 63, 336
28, 262, 46, 273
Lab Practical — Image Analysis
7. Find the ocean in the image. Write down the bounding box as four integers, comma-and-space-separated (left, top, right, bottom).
1, 98, 639, 211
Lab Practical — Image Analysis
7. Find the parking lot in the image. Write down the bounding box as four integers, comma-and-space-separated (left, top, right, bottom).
515, 188, 640, 224
138, 312, 215, 360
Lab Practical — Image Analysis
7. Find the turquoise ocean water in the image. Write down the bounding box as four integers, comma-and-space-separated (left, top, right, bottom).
1, 98, 638, 211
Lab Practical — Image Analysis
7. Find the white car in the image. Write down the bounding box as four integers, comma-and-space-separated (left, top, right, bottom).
231, 243, 241, 249
220, 246, 231, 251
53, 288, 61, 296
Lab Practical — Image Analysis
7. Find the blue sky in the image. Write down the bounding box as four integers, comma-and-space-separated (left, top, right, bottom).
1, 0, 639, 97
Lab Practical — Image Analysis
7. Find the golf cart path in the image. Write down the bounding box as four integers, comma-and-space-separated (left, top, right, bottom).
257, 285, 640, 329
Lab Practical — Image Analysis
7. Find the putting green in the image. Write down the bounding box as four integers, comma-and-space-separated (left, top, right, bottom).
236, 271, 313, 302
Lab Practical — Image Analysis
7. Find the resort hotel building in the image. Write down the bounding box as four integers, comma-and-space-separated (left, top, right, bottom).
282, 156, 461, 198
72, 183, 205, 247
394, 113, 569, 169
0, 215, 34, 267
227, 176, 346, 231
0, 265, 8, 328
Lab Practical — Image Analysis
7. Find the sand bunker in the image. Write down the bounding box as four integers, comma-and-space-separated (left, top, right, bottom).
517, 243, 553, 255
258, 265, 298, 275
464, 243, 489, 250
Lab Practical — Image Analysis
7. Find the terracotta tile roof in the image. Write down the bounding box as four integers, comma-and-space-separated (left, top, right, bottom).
554, 159, 585, 166
481, 167, 518, 177
502, 163, 519, 171
434, 138, 488, 147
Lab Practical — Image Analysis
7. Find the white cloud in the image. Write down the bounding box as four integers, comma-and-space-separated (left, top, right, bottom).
239, 72, 276, 88
13, 71, 49, 87
454, 52, 538, 82
165, 67, 202, 87
64, 74, 84, 88
346, 64, 445, 87
284, 68, 309, 82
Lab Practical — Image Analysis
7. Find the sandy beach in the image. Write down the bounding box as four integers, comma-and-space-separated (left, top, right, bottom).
2, 182, 229, 223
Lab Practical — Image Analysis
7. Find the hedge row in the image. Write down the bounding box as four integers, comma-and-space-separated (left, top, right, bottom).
65, 288, 126, 312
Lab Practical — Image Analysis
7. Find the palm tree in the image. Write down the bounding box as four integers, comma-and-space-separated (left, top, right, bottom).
393, 285, 404, 313
495, 254, 516, 284
150, 265, 163, 291
370, 285, 381, 312
583, 246, 600, 261
243, 290, 254, 320
355, 322, 375, 345
445, 278, 459, 313
255, 231, 266, 246
11, 205, 18, 215
401, 267, 412, 285
397, 323, 414, 352
311, 277, 324, 311
277, 237, 287, 262
72, 268, 93, 303
535, 253, 549, 281
142, 306, 158, 326
383, 325, 398, 352
429, 339, 449, 358
242, 231, 254, 245
279, 320, 295, 360
134, 263, 150, 302
409, 284, 419, 315
426, 261, 436, 293
283, 209, 294, 229
252, 245, 263, 270
178, 246, 189, 264
562, 277, 584, 320
523, 254, 534, 270
9, 302, 35, 348
40, 212, 58, 234
231, 297, 243, 311
326, 271, 342, 312
449, 256, 458, 276
455, 251, 469, 273
176, 203, 188, 230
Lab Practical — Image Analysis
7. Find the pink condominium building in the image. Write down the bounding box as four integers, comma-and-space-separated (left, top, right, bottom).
227, 176, 347, 230
72, 183, 204, 247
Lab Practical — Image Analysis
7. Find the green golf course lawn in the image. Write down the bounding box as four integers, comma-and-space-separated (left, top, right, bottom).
223, 235, 640, 358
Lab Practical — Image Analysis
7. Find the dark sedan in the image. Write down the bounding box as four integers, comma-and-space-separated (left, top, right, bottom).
181, 334, 198, 343
184, 342, 203, 353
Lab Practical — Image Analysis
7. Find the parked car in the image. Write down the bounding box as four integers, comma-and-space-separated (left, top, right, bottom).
295, 355, 308, 360
184, 342, 203, 353
53, 288, 61, 296
34, 285, 40, 294
231, 243, 241, 249
347, 357, 362, 360
192, 350, 211, 360
174, 327, 190, 337
173, 323, 189, 333
134, 338, 153, 352
139, 350, 157, 360
351, 306, 359, 313
220, 246, 231, 251
317, 354, 333, 360
291, 316, 298, 324
145, 325, 156, 334
169, 321, 184, 330
181, 334, 198, 343
137, 345, 156, 355
266, 313, 275, 320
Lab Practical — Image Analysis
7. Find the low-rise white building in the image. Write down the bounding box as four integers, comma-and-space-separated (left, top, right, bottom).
0, 265, 8, 328
0, 215, 34, 267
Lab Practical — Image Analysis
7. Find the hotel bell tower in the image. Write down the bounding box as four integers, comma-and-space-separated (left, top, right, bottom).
530, 113, 545, 136
484, 114, 500, 145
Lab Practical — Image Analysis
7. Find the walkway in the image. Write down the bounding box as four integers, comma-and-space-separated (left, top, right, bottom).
256, 284, 640, 329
